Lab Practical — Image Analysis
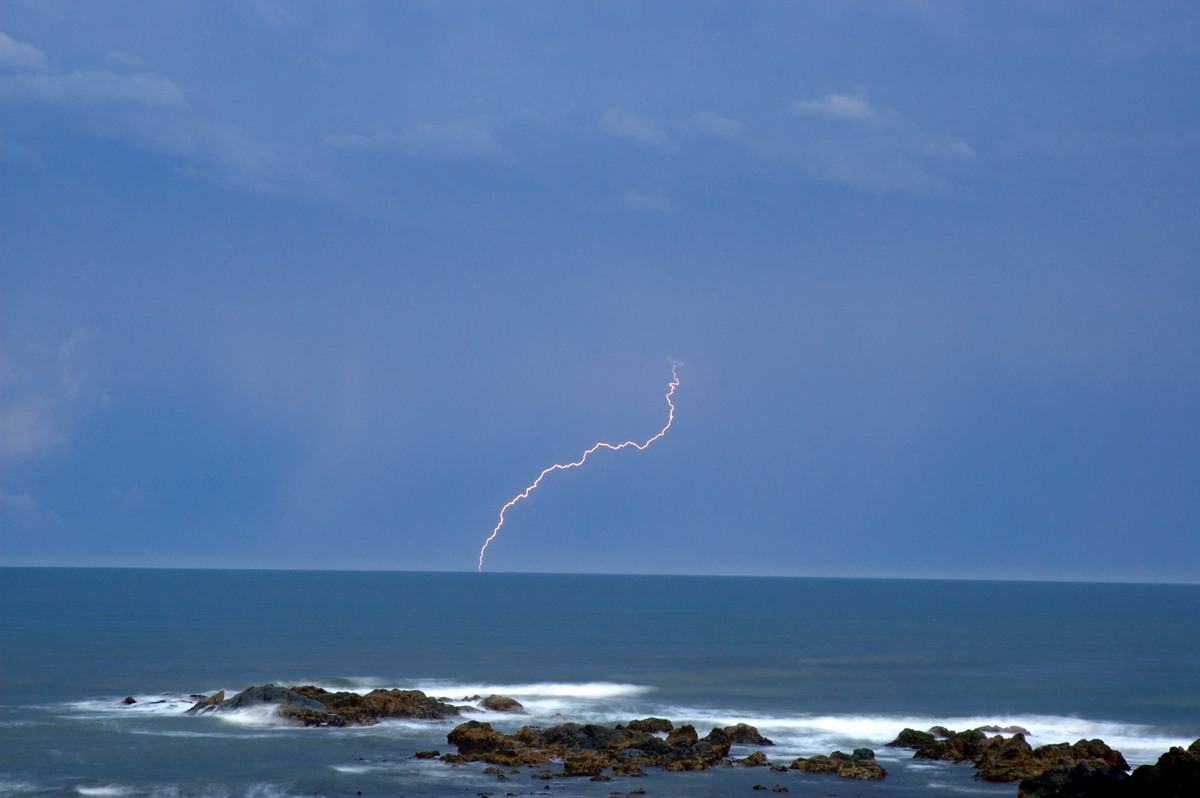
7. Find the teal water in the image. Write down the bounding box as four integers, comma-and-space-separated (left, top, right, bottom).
2, 568, 1198, 797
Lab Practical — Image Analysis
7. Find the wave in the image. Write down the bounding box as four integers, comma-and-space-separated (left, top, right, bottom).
644, 707, 1191, 766
75, 787, 133, 797
42, 680, 1195, 766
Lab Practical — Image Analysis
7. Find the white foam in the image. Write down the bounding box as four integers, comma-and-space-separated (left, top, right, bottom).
414, 679, 654, 700
76, 786, 134, 797
643, 708, 1192, 766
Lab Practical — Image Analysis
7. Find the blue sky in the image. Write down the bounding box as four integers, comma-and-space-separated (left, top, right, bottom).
2, 2, 1198, 581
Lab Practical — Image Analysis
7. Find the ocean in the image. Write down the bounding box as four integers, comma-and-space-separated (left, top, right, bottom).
1, 568, 1197, 797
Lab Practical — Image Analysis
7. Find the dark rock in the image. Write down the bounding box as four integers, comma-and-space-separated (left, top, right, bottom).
979, 724, 1032, 736
1018, 760, 1129, 798
626, 717, 673, 734
928, 725, 956, 738
752, 786, 767, 791
184, 690, 225, 714
480, 694, 525, 713
887, 728, 936, 750
665, 725, 698, 747
445, 719, 733, 776
292, 686, 461, 725
1120, 742, 1200, 797
740, 751, 769, 767
771, 787, 789, 793
725, 723, 775, 746
413, 750, 440, 759
121, 697, 136, 705
915, 728, 988, 762
791, 748, 885, 780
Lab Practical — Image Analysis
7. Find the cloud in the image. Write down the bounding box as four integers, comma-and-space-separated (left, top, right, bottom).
792, 92, 881, 123
0, 69, 184, 108
619, 190, 678, 213
765, 90, 974, 195
0, 31, 48, 71
599, 108, 676, 151
690, 111, 748, 140
0, 396, 64, 460
402, 121, 503, 159
0, 488, 39, 516
324, 121, 504, 160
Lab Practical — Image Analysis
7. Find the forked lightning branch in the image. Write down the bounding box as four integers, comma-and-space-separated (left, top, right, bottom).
477, 362, 682, 571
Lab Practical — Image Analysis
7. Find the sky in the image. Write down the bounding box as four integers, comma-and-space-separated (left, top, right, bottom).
1, 1, 1198, 582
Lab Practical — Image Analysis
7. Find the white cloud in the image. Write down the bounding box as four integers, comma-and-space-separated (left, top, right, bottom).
402, 121, 503, 159
620, 190, 677, 213
0, 69, 184, 108
0, 396, 64, 460
0, 32, 47, 71
792, 92, 880, 122
0, 488, 38, 516
690, 111, 748, 140
924, 137, 976, 160
600, 108, 675, 151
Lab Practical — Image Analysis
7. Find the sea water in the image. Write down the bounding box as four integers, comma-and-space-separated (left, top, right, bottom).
1, 569, 1197, 797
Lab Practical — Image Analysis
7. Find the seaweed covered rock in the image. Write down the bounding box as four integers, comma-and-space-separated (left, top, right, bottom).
915, 728, 988, 762
626, 717, 673, 734
1020, 740, 1200, 798
479, 694, 524, 713
887, 727, 936, 750
791, 748, 886, 780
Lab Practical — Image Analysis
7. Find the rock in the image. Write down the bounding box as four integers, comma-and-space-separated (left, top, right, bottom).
915, 728, 988, 762
974, 733, 1042, 782
790, 749, 885, 780
445, 719, 732, 776
887, 728, 936, 750
928, 725, 956, 738
626, 717, 673, 734
979, 724, 1032, 736
740, 751, 769, 767
1018, 760, 1129, 798
771, 786, 789, 793
480, 694, 525, 713
1116, 741, 1200, 798
413, 750, 440, 759
292, 686, 461, 725
184, 690, 225, 714
916, 731, 1131, 786
725, 723, 775, 746
665, 725, 698, 747
121, 697, 136, 705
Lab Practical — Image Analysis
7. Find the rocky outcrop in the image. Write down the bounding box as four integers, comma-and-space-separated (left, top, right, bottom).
184, 684, 460, 726
626, 717, 673, 734
791, 748, 886, 780
739, 751, 769, 767
912, 728, 1128, 785
442, 719, 734, 777
479, 694, 524, 713
725, 723, 774, 746
1018, 739, 1200, 798
887, 727, 936, 750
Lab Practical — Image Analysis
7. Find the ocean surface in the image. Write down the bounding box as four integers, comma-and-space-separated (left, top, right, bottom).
1, 569, 1197, 798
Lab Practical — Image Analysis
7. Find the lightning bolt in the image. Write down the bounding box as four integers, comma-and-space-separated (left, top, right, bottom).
477, 361, 682, 571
